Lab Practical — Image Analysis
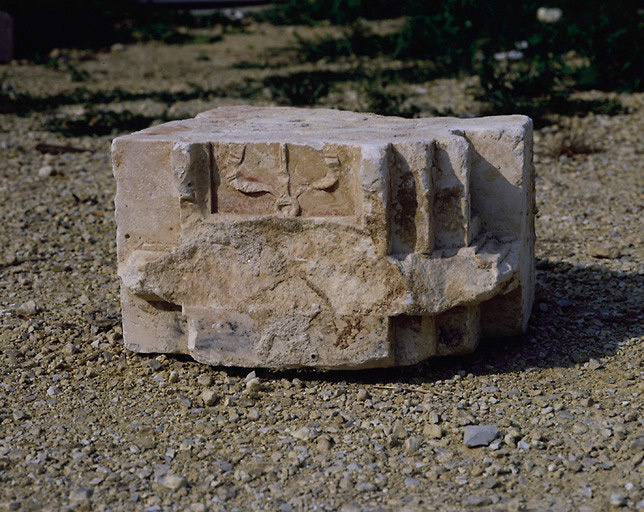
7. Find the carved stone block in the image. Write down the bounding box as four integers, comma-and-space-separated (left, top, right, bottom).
112, 106, 535, 369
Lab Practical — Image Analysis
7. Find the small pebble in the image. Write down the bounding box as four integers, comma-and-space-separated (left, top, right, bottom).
292, 426, 314, 441
630, 437, 644, 452
404, 477, 420, 489
16, 300, 37, 316
12, 409, 27, 421
392, 422, 407, 440
316, 435, 333, 453
588, 243, 620, 259
291, 378, 303, 388
587, 358, 603, 370
200, 389, 217, 406
38, 165, 54, 177
464, 425, 499, 447
69, 486, 93, 503
144, 359, 162, 372
160, 472, 187, 491
246, 377, 261, 393
462, 495, 492, 507
356, 389, 369, 401
196, 374, 212, 386
423, 424, 443, 439
404, 436, 423, 454
610, 493, 627, 507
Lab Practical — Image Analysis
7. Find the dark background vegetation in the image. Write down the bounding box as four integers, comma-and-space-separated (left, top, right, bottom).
263, 0, 642, 121
2, 0, 240, 55
1, 0, 642, 125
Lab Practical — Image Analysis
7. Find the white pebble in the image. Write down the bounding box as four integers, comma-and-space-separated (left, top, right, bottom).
38, 165, 54, 177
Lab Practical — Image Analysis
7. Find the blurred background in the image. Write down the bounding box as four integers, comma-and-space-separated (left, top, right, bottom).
1, 0, 642, 134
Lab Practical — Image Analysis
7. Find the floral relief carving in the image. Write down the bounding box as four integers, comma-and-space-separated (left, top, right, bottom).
223, 143, 340, 217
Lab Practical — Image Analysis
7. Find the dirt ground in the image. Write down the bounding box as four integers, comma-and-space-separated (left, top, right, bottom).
0, 20, 642, 512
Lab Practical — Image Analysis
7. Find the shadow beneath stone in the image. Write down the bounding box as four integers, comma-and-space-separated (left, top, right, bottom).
452, 258, 642, 376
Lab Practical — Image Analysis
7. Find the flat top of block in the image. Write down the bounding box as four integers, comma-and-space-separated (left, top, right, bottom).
114, 106, 531, 145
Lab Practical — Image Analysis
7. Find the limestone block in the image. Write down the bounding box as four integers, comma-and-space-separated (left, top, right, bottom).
112, 106, 535, 369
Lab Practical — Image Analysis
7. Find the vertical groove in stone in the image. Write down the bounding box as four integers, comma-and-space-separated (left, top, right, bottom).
432, 135, 472, 251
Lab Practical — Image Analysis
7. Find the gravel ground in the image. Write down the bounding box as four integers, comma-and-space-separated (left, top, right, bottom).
1, 22, 643, 512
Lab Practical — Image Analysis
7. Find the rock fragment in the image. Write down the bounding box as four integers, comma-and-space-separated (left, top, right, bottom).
404, 436, 423, 453
463, 425, 499, 447
12, 409, 27, 421
245, 378, 261, 393
143, 359, 162, 372
38, 165, 54, 177
356, 389, 369, 401
462, 495, 492, 507
196, 374, 212, 386
404, 477, 420, 489
392, 422, 408, 440
630, 437, 644, 452
16, 300, 37, 316
200, 389, 217, 406
517, 440, 531, 450
316, 434, 333, 453
160, 472, 187, 491
587, 358, 603, 370
588, 243, 620, 259
423, 424, 443, 439
69, 486, 93, 508
610, 493, 627, 507
292, 426, 315, 441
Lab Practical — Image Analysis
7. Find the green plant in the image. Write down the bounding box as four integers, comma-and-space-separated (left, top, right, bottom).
0, 85, 228, 116
296, 20, 396, 61
44, 109, 167, 137
233, 60, 264, 69
280, 0, 641, 123
4, 1, 241, 58
67, 64, 90, 82
473, 1, 638, 121
362, 86, 420, 118
551, 130, 601, 158
256, 0, 408, 26
557, 2, 642, 91
260, 72, 332, 106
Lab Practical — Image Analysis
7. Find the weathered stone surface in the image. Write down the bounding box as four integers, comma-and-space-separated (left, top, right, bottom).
112, 106, 535, 369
